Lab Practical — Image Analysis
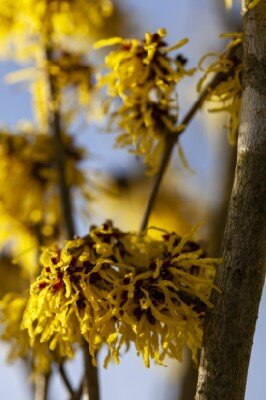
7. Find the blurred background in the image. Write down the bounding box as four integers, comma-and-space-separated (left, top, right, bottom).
0, 0, 265, 399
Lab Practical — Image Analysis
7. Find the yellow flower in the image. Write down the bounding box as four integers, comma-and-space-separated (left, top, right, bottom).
198, 33, 243, 145
22, 221, 221, 368
22, 225, 121, 363
95, 226, 220, 367
95, 29, 195, 173
0, 293, 29, 361
0, 255, 28, 297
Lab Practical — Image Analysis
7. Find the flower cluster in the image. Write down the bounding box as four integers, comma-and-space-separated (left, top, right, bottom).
0, 128, 86, 274
22, 221, 221, 368
198, 33, 243, 145
95, 29, 195, 173
0, 0, 116, 60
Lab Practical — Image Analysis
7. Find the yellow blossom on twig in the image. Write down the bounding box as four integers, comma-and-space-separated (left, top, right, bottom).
95, 29, 195, 174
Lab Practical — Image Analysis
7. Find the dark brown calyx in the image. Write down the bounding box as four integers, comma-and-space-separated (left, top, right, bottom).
176, 54, 188, 65
76, 293, 86, 309
146, 309, 156, 325
89, 272, 100, 284
148, 286, 165, 304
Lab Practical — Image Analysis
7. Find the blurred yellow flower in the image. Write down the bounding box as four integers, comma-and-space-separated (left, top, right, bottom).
95, 29, 195, 173
0, 292, 52, 373
97, 172, 202, 234
5, 49, 95, 130
0, 255, 28, 298
0, 127, 87, 275
0, 0, 116, 59
198, 33, 243, 145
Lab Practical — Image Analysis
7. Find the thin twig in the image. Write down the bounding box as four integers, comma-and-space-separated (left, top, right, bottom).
46, 47, 75, 239
140, 137, 175, 230
45, 47, 100, 400
140, 72, 224, 231
70, 377, 84, 400
58, 364, 75, 396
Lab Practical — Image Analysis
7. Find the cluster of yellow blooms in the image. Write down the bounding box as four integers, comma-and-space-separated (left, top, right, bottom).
198, 33, 243, 145
0, 127, 86, 274
0, 0, 119, 130
20, 221, 221, 371
95, 29, 195, 173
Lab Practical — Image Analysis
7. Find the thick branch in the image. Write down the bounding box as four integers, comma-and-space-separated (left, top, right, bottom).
195, 2, 266, 399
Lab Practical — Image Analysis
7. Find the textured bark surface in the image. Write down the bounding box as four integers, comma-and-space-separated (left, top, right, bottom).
195, 1, 266, 400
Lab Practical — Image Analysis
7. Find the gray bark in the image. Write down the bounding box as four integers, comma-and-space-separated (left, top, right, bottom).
195, 1, 266, 399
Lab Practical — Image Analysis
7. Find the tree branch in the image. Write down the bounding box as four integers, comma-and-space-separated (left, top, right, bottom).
195, 2, 266, 399
46, 48, 75, 239
140, 71, 230, 231
83, 344, 100, 400
45, 48, 100, 400
70, 378, 84, 400
140, 136, 175, 230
